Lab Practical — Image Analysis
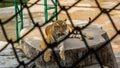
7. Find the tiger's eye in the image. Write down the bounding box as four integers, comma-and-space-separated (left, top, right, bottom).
54, 26, 58, 31
62, 23, 67, 30
55, 25, 60, 28
54, 24, 60, 31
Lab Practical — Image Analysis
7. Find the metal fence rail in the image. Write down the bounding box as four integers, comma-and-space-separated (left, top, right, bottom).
0, 0, 120, 68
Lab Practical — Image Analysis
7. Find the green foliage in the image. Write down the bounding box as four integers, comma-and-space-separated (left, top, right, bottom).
0, 0, 29, 8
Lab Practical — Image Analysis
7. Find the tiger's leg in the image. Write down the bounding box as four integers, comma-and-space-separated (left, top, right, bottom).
40, 40, 51, 62
59, 42, 65, 60
73, 30, 94, 40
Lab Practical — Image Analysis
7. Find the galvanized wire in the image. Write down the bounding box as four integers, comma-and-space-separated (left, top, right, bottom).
0, 0, 120, 68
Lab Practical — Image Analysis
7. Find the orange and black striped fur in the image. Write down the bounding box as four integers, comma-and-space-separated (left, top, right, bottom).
40, 19, 73, 62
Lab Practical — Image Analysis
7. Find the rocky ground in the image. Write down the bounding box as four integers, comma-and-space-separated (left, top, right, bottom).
0, 41, 30, 68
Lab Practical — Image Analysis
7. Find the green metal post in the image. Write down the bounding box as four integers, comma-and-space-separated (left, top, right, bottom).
14, 0, 23, 41
53, 0, 58, 20
44, 0, 58, 23
44, 0, 48, 22
14, 0, 19, 41
20, 0, 23, 31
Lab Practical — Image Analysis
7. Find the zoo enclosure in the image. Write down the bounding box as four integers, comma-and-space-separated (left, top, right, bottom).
0, 0, 120, 68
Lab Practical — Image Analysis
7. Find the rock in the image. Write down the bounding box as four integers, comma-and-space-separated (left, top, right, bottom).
20, 23, 117, 68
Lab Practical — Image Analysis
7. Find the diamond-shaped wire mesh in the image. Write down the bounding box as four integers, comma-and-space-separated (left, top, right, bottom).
0, 0, 120, 68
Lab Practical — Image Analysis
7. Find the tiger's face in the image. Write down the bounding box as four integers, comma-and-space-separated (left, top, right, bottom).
53, 19, 67, 36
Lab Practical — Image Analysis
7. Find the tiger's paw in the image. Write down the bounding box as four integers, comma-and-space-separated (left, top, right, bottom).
79, 36, 83, 41
44, 50, 51, 62
84, 33, 93, 39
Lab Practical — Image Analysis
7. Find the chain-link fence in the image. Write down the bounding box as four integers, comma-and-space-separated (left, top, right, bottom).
0, 0, 120, 68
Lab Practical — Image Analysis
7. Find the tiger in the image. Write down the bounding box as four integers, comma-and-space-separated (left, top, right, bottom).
39, 19, 73, 62
40, 19, 93, 62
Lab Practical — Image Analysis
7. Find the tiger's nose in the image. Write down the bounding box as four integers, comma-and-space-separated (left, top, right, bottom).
60, 28, 63, 32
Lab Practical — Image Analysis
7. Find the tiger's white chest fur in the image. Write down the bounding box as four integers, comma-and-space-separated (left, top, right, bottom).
51, 30, 68, 43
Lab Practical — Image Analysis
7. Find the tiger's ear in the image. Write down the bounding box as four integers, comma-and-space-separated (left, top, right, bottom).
51, 19, 55, 22
64, 19, 67, 21
51, 19, 56, 25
